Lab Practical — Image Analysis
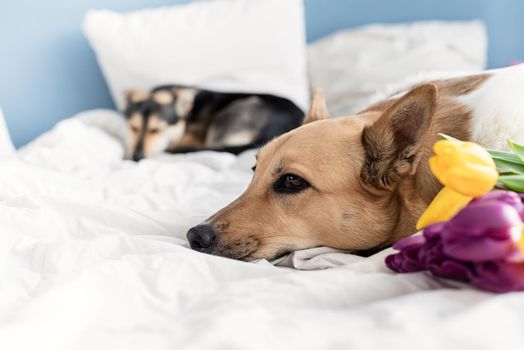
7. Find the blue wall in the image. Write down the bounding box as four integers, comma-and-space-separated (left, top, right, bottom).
1, 0, 524, 147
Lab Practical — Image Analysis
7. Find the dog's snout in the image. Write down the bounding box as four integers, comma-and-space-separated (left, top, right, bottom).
187, 225, 217, 253
132, 149, 144, 162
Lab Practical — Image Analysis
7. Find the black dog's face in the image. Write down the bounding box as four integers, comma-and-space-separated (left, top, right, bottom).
124, 88, 196, 161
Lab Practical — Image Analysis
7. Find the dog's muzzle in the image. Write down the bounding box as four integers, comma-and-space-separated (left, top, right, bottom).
132, 148, 144, 162
187, 224, 217, 253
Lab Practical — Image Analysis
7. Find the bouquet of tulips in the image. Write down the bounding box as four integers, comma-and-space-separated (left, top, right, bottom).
386, 136, 524, 293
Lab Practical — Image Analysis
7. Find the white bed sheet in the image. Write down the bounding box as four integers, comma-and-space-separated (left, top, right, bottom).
0, 110, 523, 350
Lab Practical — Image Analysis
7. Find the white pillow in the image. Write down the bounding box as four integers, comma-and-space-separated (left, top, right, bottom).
308, 20, 487, 116
83, 0, 309, 111
0, 107, 15, 156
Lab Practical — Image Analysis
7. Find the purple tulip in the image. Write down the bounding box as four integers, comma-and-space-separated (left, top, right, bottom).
420, 225, 471, 282
385, 235, 425, 273
386, 190, 524, 293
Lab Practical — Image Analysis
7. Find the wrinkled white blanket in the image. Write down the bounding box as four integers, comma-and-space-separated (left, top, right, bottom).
0, 110, 523, 350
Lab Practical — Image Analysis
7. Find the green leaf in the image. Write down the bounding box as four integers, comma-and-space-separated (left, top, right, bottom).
487, 148, 524, 174
488, 148, 522, 162
492, 157, 524, 174
508, 140, 524, 162
499, 174, 524, 192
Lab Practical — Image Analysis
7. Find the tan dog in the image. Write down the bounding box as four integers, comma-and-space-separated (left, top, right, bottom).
187, 65, 524, 261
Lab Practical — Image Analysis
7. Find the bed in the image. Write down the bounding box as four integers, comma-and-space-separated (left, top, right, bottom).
1, 109, 523, 350
2, 2, 524, 349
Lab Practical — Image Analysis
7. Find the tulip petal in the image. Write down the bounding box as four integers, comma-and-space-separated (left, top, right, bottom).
386, 236, 426, 273
443, 236, 516, 261
469, 261, 524, 293
443, 164, 498, 197
429, 260, 471, 282
416, 187, 471, 230
473, 190, 524, 207
429, 155, 447, 186
392, 235, 425, 250
385, 253, 425, 273
445, 202, 522, 238
472, 190, 524, 221
429, 140, 497, 196
423, 222, 446, 240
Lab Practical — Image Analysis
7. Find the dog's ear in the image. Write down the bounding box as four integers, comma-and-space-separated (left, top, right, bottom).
303, 88, 330, 124
152, 90, 174, 105
124, 89, 148, 104
361, 84, 437, 190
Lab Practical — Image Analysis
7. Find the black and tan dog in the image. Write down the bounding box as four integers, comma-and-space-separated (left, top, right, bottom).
124, 85, 304, 161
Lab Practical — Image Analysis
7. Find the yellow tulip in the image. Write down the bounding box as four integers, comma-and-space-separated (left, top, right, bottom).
416, 139, 498, 230
429, 140, 498, 197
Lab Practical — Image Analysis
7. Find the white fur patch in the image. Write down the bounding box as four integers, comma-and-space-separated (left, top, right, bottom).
363, 64, 524, 151
458, 64, 524, 150
367, 70, 482, 105
175, 88, 198, 117
219, 130, 257, 146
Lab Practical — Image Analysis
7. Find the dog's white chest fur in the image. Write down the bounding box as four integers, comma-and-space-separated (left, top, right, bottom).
459, 64, 524, 150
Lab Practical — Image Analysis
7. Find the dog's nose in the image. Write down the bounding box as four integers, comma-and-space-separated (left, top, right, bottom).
132, 150, 144, 162
187, 225, 217, 253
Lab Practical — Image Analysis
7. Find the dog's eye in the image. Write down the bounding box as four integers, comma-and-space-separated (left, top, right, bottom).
274, 174, 310, 194
149, 128, 160, 134
130, 126, 140, 133
251, 165, 256, 172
